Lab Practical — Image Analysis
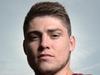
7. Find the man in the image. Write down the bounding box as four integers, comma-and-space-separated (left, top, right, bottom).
23, 1, 84, 75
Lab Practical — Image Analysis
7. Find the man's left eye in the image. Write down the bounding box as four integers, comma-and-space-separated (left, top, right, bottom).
50, 33, 61, 39
52, 34, 59, 37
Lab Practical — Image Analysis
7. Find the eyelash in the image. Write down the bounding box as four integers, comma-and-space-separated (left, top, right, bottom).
50, 33, 61, 39
28, 33, 61, 41
28, 35, 40, 41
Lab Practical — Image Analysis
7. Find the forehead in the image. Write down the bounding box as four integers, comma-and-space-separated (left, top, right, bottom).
28, 16, 68, 33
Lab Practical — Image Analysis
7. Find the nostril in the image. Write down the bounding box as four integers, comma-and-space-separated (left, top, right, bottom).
38, 45, 49, 52
38, 46, 44, 51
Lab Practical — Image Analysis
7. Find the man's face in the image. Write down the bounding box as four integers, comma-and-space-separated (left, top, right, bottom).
24, 16, 75, 74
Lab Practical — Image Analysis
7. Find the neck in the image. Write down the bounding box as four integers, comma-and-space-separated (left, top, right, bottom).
53, 64, 73, 75
35, 63, 73, 75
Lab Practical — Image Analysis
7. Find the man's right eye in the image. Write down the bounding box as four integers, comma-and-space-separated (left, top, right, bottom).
28, 35, 40, 41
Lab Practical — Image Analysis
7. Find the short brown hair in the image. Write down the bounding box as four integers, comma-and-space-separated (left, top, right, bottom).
23, 2, 71, 37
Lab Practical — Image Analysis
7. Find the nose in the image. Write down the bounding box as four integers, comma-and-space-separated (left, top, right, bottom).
40, 34, 50, 49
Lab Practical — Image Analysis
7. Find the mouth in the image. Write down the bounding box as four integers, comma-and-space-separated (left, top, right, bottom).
38, 54, 54, 60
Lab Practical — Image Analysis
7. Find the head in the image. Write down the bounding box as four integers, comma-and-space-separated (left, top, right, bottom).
23, 2, 75, 75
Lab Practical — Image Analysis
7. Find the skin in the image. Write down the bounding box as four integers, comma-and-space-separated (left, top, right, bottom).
23, 16, 76, 75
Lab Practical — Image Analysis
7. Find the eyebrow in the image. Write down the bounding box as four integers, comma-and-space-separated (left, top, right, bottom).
47, 28, 63, 33
26, 31, 42, 37
28, 31, 41, 34
26, 28, 63, 36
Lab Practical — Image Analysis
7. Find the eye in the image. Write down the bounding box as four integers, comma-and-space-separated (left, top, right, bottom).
50, 33, 61, 39
28, 34, 40, 41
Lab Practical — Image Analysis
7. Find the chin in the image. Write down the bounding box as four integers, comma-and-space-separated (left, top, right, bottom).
28, 58, 55, 73
38, 66, 56, 75
38, 61, 54, 71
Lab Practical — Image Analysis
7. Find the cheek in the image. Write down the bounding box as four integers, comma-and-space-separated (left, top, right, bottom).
52, 38, 70, 59
28, 42, 39, 55
53, 37, 70, 51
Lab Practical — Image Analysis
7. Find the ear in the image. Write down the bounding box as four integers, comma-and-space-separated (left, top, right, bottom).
69, 36, 76, 51
23, 40, 28, 55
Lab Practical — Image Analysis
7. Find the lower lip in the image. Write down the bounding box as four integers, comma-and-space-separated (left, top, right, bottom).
38, 55, 53, 60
